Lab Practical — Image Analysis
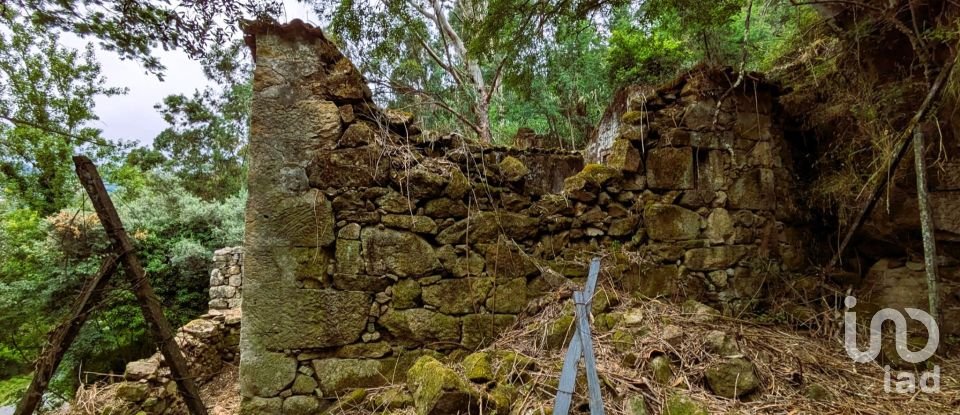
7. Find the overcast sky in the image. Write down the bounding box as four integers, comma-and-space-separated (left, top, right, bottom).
77, 1, 318, 146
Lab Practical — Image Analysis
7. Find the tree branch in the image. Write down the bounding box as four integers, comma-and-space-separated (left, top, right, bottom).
0, 114, 114, 148
385, 80, 483, 135
712, 0, 753, 128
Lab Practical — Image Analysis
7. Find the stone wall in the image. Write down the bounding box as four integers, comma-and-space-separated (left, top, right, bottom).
238, 20, 808, 414
209, 247, 243, 311
111, 310, 242, 414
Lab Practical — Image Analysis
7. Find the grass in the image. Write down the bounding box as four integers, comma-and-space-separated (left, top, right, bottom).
0, 373, 31, 406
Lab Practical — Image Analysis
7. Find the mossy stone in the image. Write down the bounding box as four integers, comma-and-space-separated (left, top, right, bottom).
649, 355, 673, 384
240, 397, 282, 415
312, 358, 386, 394
611, 329, 636, 354
378, 308, 461, 344
626, 396, 649, 415
664, 394, 708, 415
371, 388, 414, 409
544, 314, 574, 350
291, 374, 318, 395
282, 395, 320, 415
392, 279, 422, 309
488, 383, 518, 411
116, 382, 150, 402
462, 352, 494, 383
407, 356, 480, 415
705, 357, 759, 398
499, 156, 530, 181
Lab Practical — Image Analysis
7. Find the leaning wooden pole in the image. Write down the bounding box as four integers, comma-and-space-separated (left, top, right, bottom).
72, 156, 208, 415
15, 256, 120, 415
913, 129, 940, 324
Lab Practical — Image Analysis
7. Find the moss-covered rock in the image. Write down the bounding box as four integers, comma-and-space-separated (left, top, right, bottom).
562, 164, 621, 202
643, 204, 701, 241
407, 356, 480, 415
681, 299, 720, 322
240, 397, 282, 415
704, 330, 739, 357
488, 383, 517, 411
705, 357, 759, 398
435, 245, 485, 277
282, 395, 320, 415
481, 237, 539, 279
370, 388, 414, 410
116, 382, 150, 402
436, 212, 538, 244
312, 358, 386, 394
361, 227, 440, 277
544, 314, 575, 350
625, 395, 649, 415
499, 156, 530, 181
382, 214, 439, 234
291, 374, 318, 395
379, 308, 461, 343
392, 279, 422, 309
649, 355, 673, 384
424, 198, 468, 219
611, 329, 636, 354
486, 278, 527, 313
444, 168, 470, 199
462, 352, 494, 383
494, 351, 537, 383
421, 278, 493, 314
608, 138, 641, 172
461, 313, 517, 349
595, 312, 624, 332
664, 394, 708, 415
683, 246, 749, 271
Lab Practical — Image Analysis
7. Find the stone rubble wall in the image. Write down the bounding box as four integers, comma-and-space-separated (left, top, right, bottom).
209, 247, 243, 311
111, 309, 242, 414
238, 20, 809, 414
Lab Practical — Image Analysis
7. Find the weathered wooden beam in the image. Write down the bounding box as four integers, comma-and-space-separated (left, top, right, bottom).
15, 256, 120, 415
554, 258, 603, 415
72, 155, 208, 415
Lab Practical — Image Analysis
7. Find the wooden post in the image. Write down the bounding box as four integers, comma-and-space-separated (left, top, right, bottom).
913, 129, 940, 324
15, 256, 120, 415
72, 156, 208, 415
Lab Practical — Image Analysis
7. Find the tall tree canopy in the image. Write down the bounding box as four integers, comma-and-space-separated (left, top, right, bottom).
0, 11, 126, 215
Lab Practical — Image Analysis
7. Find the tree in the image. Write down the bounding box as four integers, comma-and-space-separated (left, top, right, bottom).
151, 42, 252, 200
321, 0, 505, 142
0, 12, 126, 216
2, 0, 281, 78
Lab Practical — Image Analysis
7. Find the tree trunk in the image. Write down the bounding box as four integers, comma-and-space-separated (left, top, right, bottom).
913, 128, 940, 323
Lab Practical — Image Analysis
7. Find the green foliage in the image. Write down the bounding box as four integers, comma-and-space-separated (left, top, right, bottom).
607, 8, 693, 86
147, 41, 252, 200
0, 373, 30, 406
0, 12, 126, 215
0, 170, 245, 397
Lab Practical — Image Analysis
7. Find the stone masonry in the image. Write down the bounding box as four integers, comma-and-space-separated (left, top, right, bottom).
238, 20, 808, 414
209, 246, 243, 311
